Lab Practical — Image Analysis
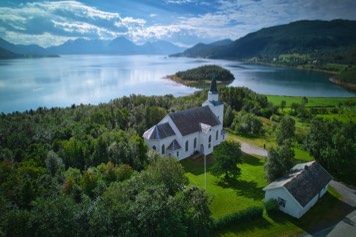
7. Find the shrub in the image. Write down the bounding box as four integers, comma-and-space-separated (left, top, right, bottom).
212, 206, 263, 230
264, 199, 279, 215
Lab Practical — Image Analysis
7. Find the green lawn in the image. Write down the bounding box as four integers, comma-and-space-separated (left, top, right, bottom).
266, 95, 356, 107
293, 147, 314, 162
181, 154, 266, 219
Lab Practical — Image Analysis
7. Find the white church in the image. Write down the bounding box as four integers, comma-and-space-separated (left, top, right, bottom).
143, 77, 226, 160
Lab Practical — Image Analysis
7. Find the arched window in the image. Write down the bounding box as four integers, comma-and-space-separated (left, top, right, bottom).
161, 144, 165, 155
208, 135, 211, 143
185, 140, 189, 151
216, 130, 219, 140
194, 138, 197, 149
152, 145, 156, 151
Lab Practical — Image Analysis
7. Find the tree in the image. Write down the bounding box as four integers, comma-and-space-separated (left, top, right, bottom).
29, 196, 80, 237
305, 118, 356, 182
144, 157, 188, 195
275, 116, 295, 145
211, 141, 242, 180
232, 112, 263, 136
45, 151, 64, 180
301, 96, 308, 106
265, 141, 295, 182
223, 105, 234, 127
280, 100, 286, 111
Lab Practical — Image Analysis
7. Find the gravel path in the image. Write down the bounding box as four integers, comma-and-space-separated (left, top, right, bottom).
239, 141, 268, 157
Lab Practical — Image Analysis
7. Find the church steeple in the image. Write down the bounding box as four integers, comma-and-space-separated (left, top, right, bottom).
202, 73, 224, 124
209, 74, 218, 94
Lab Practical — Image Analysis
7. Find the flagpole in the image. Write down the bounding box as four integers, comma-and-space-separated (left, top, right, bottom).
204, 154, 206, 190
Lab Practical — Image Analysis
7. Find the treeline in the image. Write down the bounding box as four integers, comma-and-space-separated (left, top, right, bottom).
305, 118, 356, 184
176, 65, 235, 81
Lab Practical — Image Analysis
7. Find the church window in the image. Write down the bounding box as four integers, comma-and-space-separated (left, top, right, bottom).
278, 197, 286, 208
177, 151, 179, 157
216, 130, 219, 140
194, 138, 197, 149
208, 135, 211, 143
152, 145, 156, 151
161, 144, 165, 155
185, 141, 189, 151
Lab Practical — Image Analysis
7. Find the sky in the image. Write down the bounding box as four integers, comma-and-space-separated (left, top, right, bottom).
0, 0, 355, 48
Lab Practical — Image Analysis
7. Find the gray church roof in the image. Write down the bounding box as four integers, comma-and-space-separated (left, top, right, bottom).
143, 122, 175, 140
167, 139, 182, 151
264, 161, 332, 207
169, 106, 220, 136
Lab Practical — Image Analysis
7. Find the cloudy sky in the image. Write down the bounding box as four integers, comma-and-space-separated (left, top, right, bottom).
1, 0, 355, 48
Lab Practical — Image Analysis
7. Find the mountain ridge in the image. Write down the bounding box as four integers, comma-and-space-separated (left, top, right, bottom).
172, 19, 356, 65
0, 37, 186, 57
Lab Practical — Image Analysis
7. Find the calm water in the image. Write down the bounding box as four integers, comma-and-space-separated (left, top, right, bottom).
0, 55, 355, 113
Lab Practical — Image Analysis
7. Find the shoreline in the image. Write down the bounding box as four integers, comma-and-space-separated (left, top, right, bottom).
329, 77, 356, 92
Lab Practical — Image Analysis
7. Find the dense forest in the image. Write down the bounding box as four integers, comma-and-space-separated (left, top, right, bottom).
0, 87, 274, 236
175, 65, 235, 82
1, 87, 355, 235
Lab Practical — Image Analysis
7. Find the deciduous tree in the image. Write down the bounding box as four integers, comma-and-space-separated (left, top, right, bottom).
212, 141, 242, 180
265, 141, 294, 182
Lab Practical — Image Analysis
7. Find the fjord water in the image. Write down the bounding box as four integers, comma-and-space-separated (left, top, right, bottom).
0, 55, 355, 113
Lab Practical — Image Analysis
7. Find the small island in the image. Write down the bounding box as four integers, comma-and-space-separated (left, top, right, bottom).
166, 65, 235, 88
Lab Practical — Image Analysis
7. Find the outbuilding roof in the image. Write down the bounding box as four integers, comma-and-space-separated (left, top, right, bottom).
263, 161, 332, 207
168, 106, 220, 136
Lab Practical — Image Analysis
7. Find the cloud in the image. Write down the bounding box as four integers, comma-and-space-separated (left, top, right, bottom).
0, 0, 146, 47
0, 0, 355, 47
165, 0, 195, 4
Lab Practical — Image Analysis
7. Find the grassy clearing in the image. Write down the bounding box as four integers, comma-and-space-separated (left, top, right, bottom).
266, 95, 356, 107
227, 132, 274, 150
316, 108, 356, 123
181, 154, 266, 219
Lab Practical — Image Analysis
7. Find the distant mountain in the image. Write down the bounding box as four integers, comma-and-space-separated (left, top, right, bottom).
0, 47, 21, 59
172, 39, 232, 58
140, 40, 185, 55
0, 38, 53, 56
107, 37, 139, 54
47, 38, 110, 55
0, 36, 185, 56
172, 20, 356, 64
47, 37, 185, 55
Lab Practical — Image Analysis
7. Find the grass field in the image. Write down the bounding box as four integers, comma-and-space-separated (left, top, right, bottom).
181, 154, 266, 219
266, 95, 356, 107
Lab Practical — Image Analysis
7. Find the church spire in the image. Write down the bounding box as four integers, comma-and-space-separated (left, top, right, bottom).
209, 73, 218, 94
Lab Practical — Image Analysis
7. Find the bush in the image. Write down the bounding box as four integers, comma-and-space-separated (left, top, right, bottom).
264, 199, 279, 215
212, 206, 263, 230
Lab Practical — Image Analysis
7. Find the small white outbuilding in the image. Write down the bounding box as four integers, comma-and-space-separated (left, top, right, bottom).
263, 161, 332, 218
